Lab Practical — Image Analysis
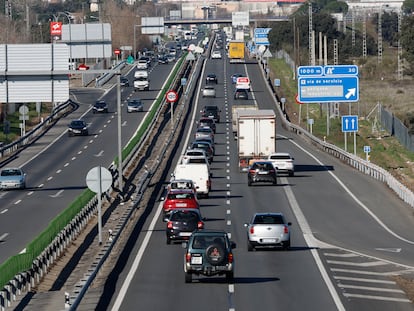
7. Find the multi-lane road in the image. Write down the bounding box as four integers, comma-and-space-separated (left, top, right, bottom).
1, 35, 414, 311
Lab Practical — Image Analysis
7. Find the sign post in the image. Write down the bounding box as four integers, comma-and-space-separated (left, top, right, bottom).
341, 115, 358, 154
166, 90, 178, 128
86, 166, 112, 245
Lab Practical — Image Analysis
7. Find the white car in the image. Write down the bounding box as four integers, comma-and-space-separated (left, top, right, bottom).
201, 86, 216, 98
0, 167, 26, 190
267, 152, 295, 176
211, 50, 222, 59
244, 212, 291, 251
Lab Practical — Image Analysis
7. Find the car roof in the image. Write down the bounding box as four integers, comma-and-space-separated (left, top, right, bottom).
167, 188, 196, 194
191, 229, 228, 237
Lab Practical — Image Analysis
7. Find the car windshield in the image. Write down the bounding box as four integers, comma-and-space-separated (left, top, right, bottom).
1, 169, 22, 176
167, 192, 194, 200
170, 211, 199, 221
71, 121, 85, 127
253, 214, 284, 225
270, 155, 291, 160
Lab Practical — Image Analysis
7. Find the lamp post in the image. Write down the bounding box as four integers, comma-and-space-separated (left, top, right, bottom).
55, 12, 73, 68
133, 24, 141, 60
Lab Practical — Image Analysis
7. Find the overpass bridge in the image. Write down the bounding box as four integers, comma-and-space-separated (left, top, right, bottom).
163, 16, 289, 26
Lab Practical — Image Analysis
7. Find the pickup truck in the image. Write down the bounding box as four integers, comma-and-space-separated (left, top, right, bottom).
267, 152, 295, 176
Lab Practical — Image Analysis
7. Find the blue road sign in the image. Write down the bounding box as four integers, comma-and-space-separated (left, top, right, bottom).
324, 65, 358, 76
363, 145, 371, 153
254, 28, 271, 34
342, 115, 359, 132
298, 76, 359, 103
254, 28, 270, 46
297, 66, 323, 77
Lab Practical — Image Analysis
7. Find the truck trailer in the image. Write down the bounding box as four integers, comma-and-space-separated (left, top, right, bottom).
237, 109, 276, 171
228, 40, 245, 63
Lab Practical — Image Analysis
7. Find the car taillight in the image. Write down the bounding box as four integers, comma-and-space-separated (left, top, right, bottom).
284, 225, 289, 234
167, 221, 173, 229
228, 252, 233, 263
197, 221, 204, 229
270, 169, 275, 173
249, 226, 254, 234
249, 169, 255, 174
185, 253, 191, 262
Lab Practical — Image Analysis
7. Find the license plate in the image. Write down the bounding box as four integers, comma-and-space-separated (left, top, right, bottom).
262, 238, 277, 243
179, 232, 192, 236
191, 256, 202, 264
258, 171, 268, 175
176, 203, 187, 207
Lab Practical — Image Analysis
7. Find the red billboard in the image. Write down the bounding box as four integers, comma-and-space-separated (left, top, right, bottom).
50, 22, 62, 36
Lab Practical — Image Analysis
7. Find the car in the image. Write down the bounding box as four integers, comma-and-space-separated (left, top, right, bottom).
158, 55, 169, 64
136, 59, 148, 70
198, 117, 216, 133
77, 63, 89, 70
166, 209, 204, 244
162, 188, 199, 220
247, 161, 277, 186
234, 89, 249, 100
183, 149, 211, 164
201, 86, 216, 98
201, 105, 221, 123
167, 179, 197, 194
127, 98, 144, 113
120, 76, 129, 87
194, 137, 215, 154
231, 73, 243, 84
206, 74, 218, 84
166, 54, 176, 63
68, 119, 88, 136
244, 213, 291, 251
92, 100, 108, 113
189, 141, 214, 163
211, 50, 222, 59
139, 56, 152, 66
267, 152, 295, 176
195, 127, 214, 142
183, 230, 236, 283
169, 48, 177, 56
0, 167, 26, 190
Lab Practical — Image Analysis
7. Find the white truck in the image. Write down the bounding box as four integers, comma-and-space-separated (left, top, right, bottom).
232, 104, 258, 136
134, 70, 149, 91
237, 109, 276, 171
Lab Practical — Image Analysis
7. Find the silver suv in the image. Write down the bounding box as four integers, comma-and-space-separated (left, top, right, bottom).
183, 230, 236, 283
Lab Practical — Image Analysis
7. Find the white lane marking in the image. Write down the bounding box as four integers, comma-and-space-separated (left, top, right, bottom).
331, 268, 393, 276
327, 260, 388, 267
50, 190, 64, 198
64, 163, 69, 167
282, 176, 345, 311
111, 201, 163, 311
1, 209, 8, 214
27, 191, 34, 196
227, 209, 231, 214
14, 200, 22, 205
343, 293, 411, 302
56, 169, 62, 174
47, 176, 53, 181
19, 248, 26, 254
0, 233, 9, 241
287, 137, 414, 245
375, 248, 402, 253
339, 283, 404, 293
334, 276, 395, 284
324, 252, 359, 258
38, 184, 44, 188
227, 220, 231, 226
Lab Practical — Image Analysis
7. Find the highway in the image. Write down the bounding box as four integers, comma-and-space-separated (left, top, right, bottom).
0, 57, 177, 264
87, 44, 414, 310
1, 36, 414, 311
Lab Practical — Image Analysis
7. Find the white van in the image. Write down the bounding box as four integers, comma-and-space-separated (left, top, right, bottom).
236, 76, 251, 91
173, 163, 211, 198
134, 70, 149, 91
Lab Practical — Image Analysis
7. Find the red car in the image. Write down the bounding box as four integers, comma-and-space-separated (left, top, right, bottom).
162, 189, 199, 221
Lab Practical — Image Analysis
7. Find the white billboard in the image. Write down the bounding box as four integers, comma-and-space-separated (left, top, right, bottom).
232, 12, 249, 27
0, 44, 69, 102
141, 17, 165, 34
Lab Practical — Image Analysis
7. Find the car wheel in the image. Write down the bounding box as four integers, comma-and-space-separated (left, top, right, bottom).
247, 178, 252, 186
166, 236, 171, 245
283, 240, 290, 250
185, 272, 192, 283
205, 244, 226, 265
273, 178, 277, 185
247, 240, 254, 252
289, 171, 294, 177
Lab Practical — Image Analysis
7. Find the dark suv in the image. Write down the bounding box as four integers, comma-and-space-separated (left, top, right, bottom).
201, 105, 221, 123
247, 161, 277, 186
183, 230, 236, 283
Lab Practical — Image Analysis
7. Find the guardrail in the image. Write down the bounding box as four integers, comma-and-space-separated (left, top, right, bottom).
0, 52, 196, 310
260, 61, 414, 209
0, 100, 77, 162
